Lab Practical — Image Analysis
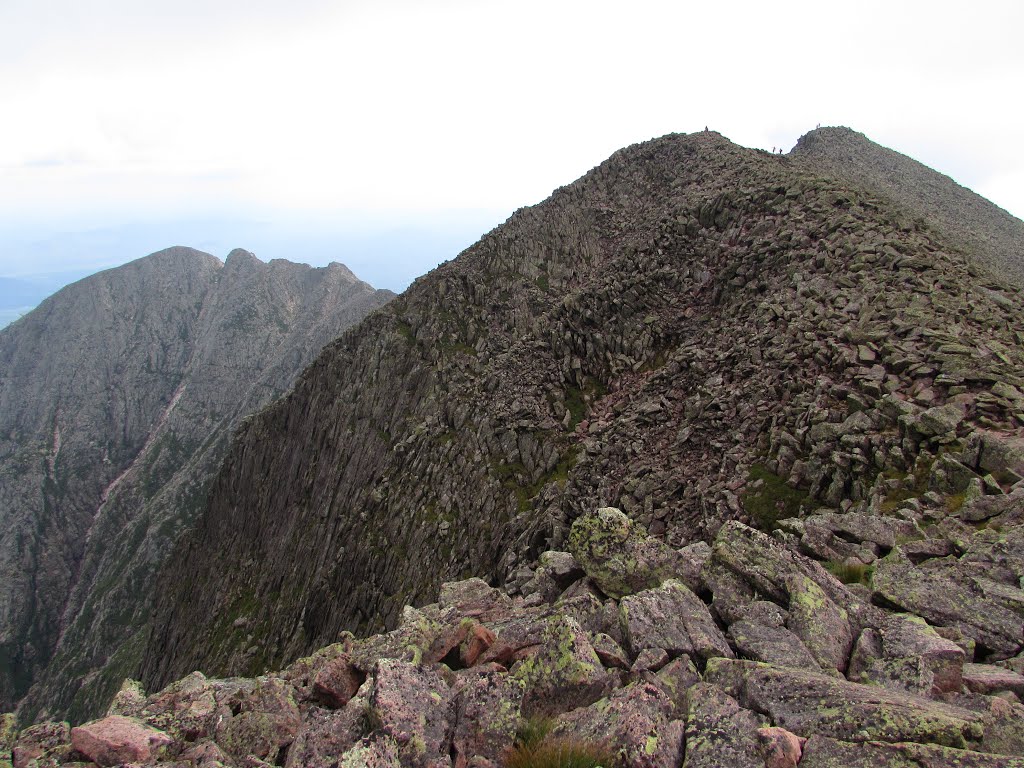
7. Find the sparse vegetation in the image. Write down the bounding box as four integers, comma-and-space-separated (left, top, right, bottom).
504, 717, 614, 768
742, 464, 810, 532
825, 560, 874, 586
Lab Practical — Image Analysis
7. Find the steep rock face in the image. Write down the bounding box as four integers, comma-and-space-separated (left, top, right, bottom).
142, 129, 1024, 696
791, 126, 1024, 286
0, 248, 392, 720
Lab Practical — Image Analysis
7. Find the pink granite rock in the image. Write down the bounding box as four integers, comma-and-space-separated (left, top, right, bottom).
312, 654, 365, 708
757, 726, 805, 768
71, 715, 172, 767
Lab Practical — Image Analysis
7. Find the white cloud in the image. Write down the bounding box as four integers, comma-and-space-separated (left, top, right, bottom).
0, 0, 1021, 257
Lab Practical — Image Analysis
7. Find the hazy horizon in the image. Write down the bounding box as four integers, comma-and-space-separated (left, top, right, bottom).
3, 1, 1022, 326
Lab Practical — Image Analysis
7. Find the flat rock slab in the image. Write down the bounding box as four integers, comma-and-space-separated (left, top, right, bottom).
368, 659, 453, 767
620, 579, 733, 661
71, 715, 172, 767
785, 574, 853, 675
512, 615, 612, 717
872, 549, 1024, 659
963, 663, 1024, 698
706, 522, 860, 618
552, 682, 684, 768
727, 620, 821, 671
706, 658, 987, 750
801, 511, 922, 550
799, 734, 1024, 768
682, 683, 762, 768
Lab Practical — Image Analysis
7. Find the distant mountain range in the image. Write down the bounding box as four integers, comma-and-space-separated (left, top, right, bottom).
3, 126, 1024, 768
0, 248, 393, 719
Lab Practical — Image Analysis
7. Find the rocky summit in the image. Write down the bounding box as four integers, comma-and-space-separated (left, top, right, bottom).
0, 249, 393, 722
4, 125, 1024, 766
6, 507, 1024, 767
140, 128, 1024, 697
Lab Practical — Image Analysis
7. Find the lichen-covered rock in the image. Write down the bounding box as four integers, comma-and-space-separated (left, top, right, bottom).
106, 679, 147, 719
284, 703, 368, 768
451, 666, 524, 765
619, 580, 733, 661
631, 648, 671, 673
785, 574, 853, 675
592, 633, 631, 670
799, 735, 1024, 767
705, 522, 860, 624
872, 548, 1024, 659
352, 605, 453, 671
133, 671, 218, 743
727, 620, 821, 671
214, 677, 301, 762
963, 663, 1024, 698
1, 713, 16, 762
798, 511, 922, 550
706, 658, 990, 749
910, 403, 965, 437
512, 615, 613, 717
11, 722, 70, 768
655, 656, 700, 712
964, 431, 1024, 484
338, 734, 404, 768
438, 578, 512, 617
682, 683, 762, 768
552, 682, 684, 768
178, 738, 233, 765
70, 715, 173, 767
857, 614, 965, 696
674, 542, 712, 594
567, 508, 682, 598
538, 550, 585, 589
978, 696, 1024, 756
367, 659, 453, 767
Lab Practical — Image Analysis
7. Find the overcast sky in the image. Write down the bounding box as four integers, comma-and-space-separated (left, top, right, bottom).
1, 0, 1022, 303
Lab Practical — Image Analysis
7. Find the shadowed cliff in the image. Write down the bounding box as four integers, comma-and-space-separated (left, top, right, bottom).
0, 248, 393, 720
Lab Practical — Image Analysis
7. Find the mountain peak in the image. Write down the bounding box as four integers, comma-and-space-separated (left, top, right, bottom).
791, 125, 1024, 286
224, 248, 262, 270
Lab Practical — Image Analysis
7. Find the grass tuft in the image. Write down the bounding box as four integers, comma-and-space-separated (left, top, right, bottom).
504, 717, 614, 768
742, 464, 810, 532
825, 560, 874, 586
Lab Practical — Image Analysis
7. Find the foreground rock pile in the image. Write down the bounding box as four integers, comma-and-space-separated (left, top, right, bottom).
6, 505, 1024, 767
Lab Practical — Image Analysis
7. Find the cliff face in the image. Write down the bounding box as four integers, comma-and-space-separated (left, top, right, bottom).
141, 129, 1024, 695
0, 248, 393, 720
